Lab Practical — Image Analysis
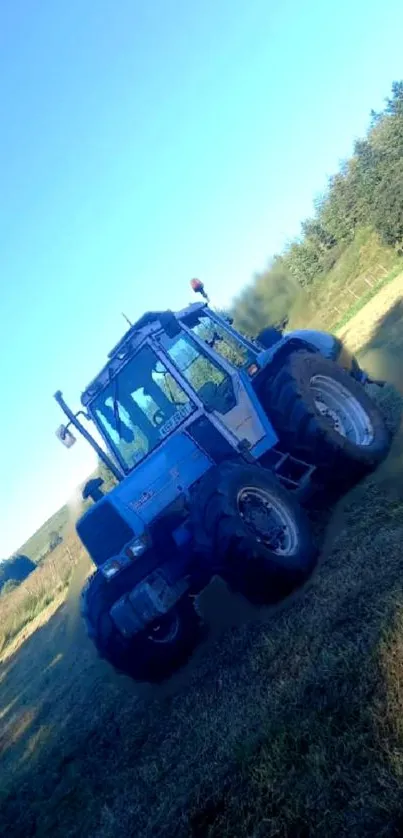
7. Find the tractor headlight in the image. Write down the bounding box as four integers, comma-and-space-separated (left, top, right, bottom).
102, 558, 125, 579
101, 536, 150, 580
125, 534, 149, 558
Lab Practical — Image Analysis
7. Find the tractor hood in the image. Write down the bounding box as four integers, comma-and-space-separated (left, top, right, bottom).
113, 432, 213, 525
76, 433, 212, 566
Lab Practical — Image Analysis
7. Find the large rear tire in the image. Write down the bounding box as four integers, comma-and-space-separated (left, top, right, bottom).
263, 351, 390, 474
192, 461, 317, 604
81, 570, 203, 682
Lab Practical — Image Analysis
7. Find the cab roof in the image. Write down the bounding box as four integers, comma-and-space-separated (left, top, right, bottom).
81, 302, 205, 407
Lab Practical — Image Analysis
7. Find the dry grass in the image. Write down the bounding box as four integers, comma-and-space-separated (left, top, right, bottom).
2, 277, 403, 837
0, 531, 87, 656
339, 271, 403, 354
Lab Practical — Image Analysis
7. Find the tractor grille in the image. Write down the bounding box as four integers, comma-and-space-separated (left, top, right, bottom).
76, 501, 135, 567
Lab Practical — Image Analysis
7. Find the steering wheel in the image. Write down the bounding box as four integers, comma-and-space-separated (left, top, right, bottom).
153, 409, 166, 427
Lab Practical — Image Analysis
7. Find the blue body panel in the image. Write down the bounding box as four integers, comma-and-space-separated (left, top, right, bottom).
256, 330, 338, 368
237, 369, 279, 458
284, 330, 338, 357
107, 432, 213, 533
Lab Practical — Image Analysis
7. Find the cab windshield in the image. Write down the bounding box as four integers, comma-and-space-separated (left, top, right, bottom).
184, 312, 256, 368
160, 331, 237, 414
92, 344, 194, 469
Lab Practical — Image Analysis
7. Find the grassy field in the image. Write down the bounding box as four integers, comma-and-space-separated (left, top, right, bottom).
0, 530, 89, 656
2, 273, 403, 837
289, 228, 403, 332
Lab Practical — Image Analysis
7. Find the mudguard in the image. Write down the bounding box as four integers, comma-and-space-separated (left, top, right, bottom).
256, 328, 361, 378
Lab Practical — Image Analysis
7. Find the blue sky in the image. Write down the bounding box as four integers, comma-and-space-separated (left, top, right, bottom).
1, 0, 403, 557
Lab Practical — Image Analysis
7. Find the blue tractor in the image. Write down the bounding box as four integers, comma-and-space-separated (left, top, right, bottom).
55, 280, 390, 682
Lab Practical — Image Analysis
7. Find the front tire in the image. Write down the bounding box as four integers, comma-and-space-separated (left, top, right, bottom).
192, 462, 317, 604
263, 351, 390, 475
81, 570, 203, 682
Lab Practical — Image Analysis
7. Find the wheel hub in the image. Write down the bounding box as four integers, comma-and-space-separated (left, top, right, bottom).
237, 487, 298, 556
147, 611, 179, 644
310, 374, 374, 446
313, 395, 346, 435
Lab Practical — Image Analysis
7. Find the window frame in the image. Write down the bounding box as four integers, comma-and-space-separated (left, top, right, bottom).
87, 339, 202, 474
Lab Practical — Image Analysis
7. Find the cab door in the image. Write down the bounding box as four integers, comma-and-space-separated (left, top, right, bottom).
158, 331, 278, 454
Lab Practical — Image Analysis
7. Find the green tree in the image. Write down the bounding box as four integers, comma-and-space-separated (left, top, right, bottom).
233, 259, 299, 334
371, 158, 403, 249
231, 283, 269, 336
0, 554, 35, 591
230, 79, 403, 314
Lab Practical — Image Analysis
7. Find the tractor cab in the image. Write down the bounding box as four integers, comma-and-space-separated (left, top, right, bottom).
77, 302, 278, 478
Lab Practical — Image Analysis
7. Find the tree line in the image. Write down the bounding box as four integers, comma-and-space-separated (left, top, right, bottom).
232, 81, 403, 335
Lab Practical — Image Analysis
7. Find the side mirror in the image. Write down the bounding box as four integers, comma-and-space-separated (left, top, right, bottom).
56, 425, 76, 448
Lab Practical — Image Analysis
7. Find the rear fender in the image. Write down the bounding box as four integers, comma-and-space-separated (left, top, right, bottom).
256, 330, 365, 384
256, 335, 322, 380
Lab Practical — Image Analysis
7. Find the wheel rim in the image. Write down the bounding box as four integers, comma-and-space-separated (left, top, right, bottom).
310, 374, 374, 447
237, 486, 299, 556
146, 611, 180, 644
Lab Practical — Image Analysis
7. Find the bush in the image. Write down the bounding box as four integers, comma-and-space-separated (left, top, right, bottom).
1, 579, 20, 597
0, 554, 35, 591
